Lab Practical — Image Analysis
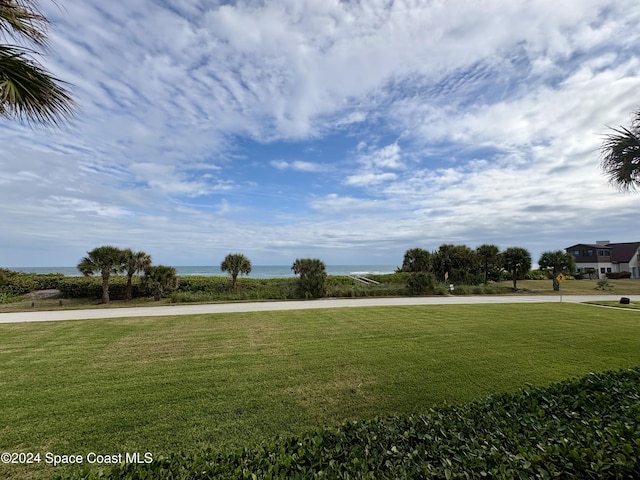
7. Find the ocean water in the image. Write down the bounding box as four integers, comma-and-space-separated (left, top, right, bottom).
8, 265, 398, 278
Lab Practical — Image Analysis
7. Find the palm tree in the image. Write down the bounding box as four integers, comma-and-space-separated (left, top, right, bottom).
122, 249, 152, 301
77, 246, 125, 303
144, 265, 178, 301
600, 109, 640, 191
399, 248, 432, 273
476, 244, 501, 285
292, 258, 327, 299
502, 247, 531, 291
538, 250, 575, 292
0, 0, 74, 127
220, 253, 252, 292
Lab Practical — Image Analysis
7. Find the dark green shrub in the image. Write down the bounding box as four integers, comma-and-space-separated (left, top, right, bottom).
0, 272, 61, 295
292, 259, 327, 299
76, 367, 640, 480
58, 276, 151, 300
607, 271, 632, 279
406, 272, 436, 295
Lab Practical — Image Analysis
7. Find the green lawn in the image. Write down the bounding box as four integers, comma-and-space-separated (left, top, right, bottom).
501, 278, 640, 295
585, 300, 640, 310
1, 303, 639, 479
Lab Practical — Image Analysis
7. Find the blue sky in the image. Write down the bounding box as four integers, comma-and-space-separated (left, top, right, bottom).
2, 0, 640, 267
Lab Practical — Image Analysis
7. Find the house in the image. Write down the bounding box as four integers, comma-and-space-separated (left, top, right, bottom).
565, 241, 640, 279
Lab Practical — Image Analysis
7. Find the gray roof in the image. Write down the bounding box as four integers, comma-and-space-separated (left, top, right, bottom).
566, 242, 640, 263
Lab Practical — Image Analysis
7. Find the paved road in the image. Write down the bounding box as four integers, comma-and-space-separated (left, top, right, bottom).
0, 295, 636, 324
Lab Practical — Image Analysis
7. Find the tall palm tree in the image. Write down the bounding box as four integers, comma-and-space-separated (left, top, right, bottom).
538, 250, 575, 292
122, 249, 152, 301
502, 247, 531, 291
476, 244, 501, 285
220, 253, 252, 292
77, 246, 125, 303
600, 109, 640, 191
144, 265, 178, 301
0, 0, 74, 127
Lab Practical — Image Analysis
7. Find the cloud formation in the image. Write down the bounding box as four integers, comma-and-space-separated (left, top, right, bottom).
1, 0, 639, 266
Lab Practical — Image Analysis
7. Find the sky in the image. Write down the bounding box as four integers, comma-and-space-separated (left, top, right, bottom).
2, 0, 640, 268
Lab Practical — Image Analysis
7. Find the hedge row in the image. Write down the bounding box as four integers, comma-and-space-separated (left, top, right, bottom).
0, 272, 65, 295
57, 277, 154, 300
67, 367, 640, 479
606, 272, 632, 279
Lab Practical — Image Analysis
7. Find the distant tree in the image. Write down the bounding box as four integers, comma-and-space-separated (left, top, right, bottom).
220, 253, 252, 292
476, 244, 502, 285
144, 265, 178, 301
432, 244, 479, 284
122, 249, 152, 301
600, 109, 640, 191
400, 248, 432, 273
77, 246, 125, 303
502, 247, 532, 291
584, 267, 596, 280
0, 0, 75, 127
538, 250, 576, 291
292, 258, 326, 299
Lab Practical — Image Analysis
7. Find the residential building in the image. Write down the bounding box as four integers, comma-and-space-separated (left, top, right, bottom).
565, 241, 640, 279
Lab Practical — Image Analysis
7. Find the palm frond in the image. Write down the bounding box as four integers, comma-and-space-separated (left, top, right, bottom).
600, 124, 640, 192
0, 0, 49, 47
0, 43, 74, 127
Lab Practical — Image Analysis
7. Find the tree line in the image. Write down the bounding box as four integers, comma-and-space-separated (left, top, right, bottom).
398, 245, 575, 292
77, 247, 329, 303
77, 246, 178, 303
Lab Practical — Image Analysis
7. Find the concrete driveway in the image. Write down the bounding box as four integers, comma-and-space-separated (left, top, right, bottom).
0, 295, 636, 324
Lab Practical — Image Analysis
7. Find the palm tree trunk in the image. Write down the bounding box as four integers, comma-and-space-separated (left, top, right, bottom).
101, 271, 110, 303
126, 274, 133, 301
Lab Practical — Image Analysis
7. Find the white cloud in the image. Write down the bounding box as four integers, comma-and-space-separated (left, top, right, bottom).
270, 160, 326, 172
345, 172, 397, 187
2, 0, 639, 266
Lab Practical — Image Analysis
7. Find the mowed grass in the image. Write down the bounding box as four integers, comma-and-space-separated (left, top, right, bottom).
500, 278, 640, 295
1, 303, 639, 479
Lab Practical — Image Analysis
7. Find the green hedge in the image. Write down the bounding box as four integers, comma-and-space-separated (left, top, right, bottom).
607, 272, 632, 279
67, 367, 640, 479
0, 272, 65, 295
58, 276, 152, 300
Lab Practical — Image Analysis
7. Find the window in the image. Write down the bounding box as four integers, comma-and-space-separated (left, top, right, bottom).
583, 250, 594, 257
571, 250, 580, 256
598, 249, 610, 257
600, 268, 606, 273
607, 268, 612, 273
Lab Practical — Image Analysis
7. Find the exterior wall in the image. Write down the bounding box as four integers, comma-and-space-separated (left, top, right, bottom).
567, 243, 640, 278
630, 250, 640, 278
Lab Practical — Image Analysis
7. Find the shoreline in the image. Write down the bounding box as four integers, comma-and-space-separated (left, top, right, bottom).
5, 265, 398, 279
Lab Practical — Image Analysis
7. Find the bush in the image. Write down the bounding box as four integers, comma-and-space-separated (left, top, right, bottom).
0, 271, 66, 295
607, 271, 632, 279
0, 291, 20, 304
80, 367, 640, 479
406, 272, 436, 295
58, 276, 152, 300
292, 259, 327, 299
